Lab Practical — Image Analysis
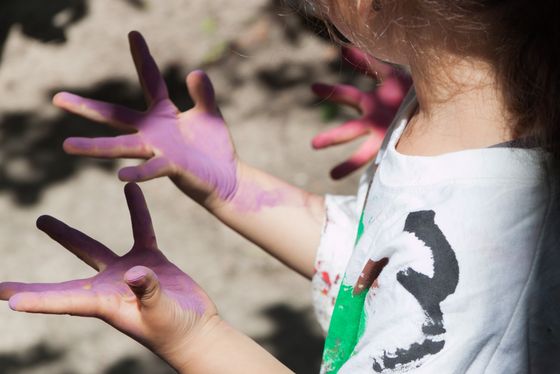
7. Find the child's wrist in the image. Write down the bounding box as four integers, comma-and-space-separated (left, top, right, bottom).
158, 313, 224, 373
203, 161, 251, 213
173, 315, 292, 374
168, 159, 246, 211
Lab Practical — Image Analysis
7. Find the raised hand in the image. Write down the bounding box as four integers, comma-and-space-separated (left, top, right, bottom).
311, 47, 412, 179
53, 31, 238, 207
0, 183, 217, 371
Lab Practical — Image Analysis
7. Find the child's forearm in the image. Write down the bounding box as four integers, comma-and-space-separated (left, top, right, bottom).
174, 316, 294, 374
195, 162, 325, 279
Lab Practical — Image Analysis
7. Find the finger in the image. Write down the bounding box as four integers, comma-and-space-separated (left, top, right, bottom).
311, 83, 363, 110
311, 120, 371, 149
128, 31, 169, 105
8, 290, 99, 317
63, 134, 152, 159
0, 278, 90, 300
330, 133, 384, 179
124, 183, 157, 248
124, 266, 162, 309
186, 70, 217, 113
36, 215, 118, 271
53, 92, 144, 131
341, 46, 393, 79
118, 157, 174, 182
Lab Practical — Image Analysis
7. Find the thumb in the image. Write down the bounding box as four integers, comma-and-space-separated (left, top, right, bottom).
124, 266, 162, 309
186, 70, 217, 113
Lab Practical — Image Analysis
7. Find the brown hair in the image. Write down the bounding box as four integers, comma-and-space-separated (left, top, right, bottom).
308, 0, 560, 160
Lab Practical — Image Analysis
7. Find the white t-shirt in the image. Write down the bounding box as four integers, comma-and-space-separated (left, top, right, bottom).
312, 90, 560, 373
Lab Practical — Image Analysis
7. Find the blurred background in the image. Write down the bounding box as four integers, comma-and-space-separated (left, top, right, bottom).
0, 0, 372, 372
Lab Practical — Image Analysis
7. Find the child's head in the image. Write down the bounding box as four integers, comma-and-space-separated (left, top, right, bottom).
308, 0, 560, 159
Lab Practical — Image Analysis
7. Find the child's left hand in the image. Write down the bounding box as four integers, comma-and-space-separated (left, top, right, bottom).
0, 183, 218, 372
311, 47, 412, 179
54, 31, 240, 210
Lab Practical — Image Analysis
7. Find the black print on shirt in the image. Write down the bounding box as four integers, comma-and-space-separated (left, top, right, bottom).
372, 210, 459, 372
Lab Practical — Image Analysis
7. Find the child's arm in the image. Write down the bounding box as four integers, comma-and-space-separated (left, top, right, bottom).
53, 32, 324, 279
0, 183, 293, 374
310, 47, 412, 179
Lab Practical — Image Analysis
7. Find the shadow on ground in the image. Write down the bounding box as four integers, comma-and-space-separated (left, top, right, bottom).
256, 304, 324, 373
0, 65, 193, 206
0, 342, 174, 374
0, 0, 147, 67
0, 343, 65, 374
103, 356, 175, 374
0, 0, 88, 66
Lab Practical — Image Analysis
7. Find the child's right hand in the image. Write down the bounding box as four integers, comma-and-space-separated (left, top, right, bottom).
54, 31, 238, 209
0, 183, 219, 372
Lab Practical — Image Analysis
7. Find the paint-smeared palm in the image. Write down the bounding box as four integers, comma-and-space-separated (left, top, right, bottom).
311, 47, 412, 179
54, 31, 237, 205
0, 183, 217, 364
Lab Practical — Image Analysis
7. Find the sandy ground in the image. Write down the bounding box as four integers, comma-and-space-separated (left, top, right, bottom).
0, 1, 371, 373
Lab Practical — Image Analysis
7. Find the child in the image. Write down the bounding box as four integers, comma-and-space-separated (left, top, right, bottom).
2, 0, 560, 373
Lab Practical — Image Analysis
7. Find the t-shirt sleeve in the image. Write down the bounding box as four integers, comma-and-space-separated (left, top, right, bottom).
311, 194, 359, 333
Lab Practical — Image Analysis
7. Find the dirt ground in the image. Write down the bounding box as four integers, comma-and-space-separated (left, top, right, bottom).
0, 1, 371, 373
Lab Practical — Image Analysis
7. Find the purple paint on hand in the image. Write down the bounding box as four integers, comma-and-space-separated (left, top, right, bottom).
0, 183, 214, 336
54, 31, 239, 203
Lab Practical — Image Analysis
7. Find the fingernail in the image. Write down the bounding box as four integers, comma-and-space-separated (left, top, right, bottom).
64, 138, 91, 150
54, 92, 81, 105
118, 169, 135, 182
312, 136, 328, 149
8, 295, 21, 311
125, 267, 148, 286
